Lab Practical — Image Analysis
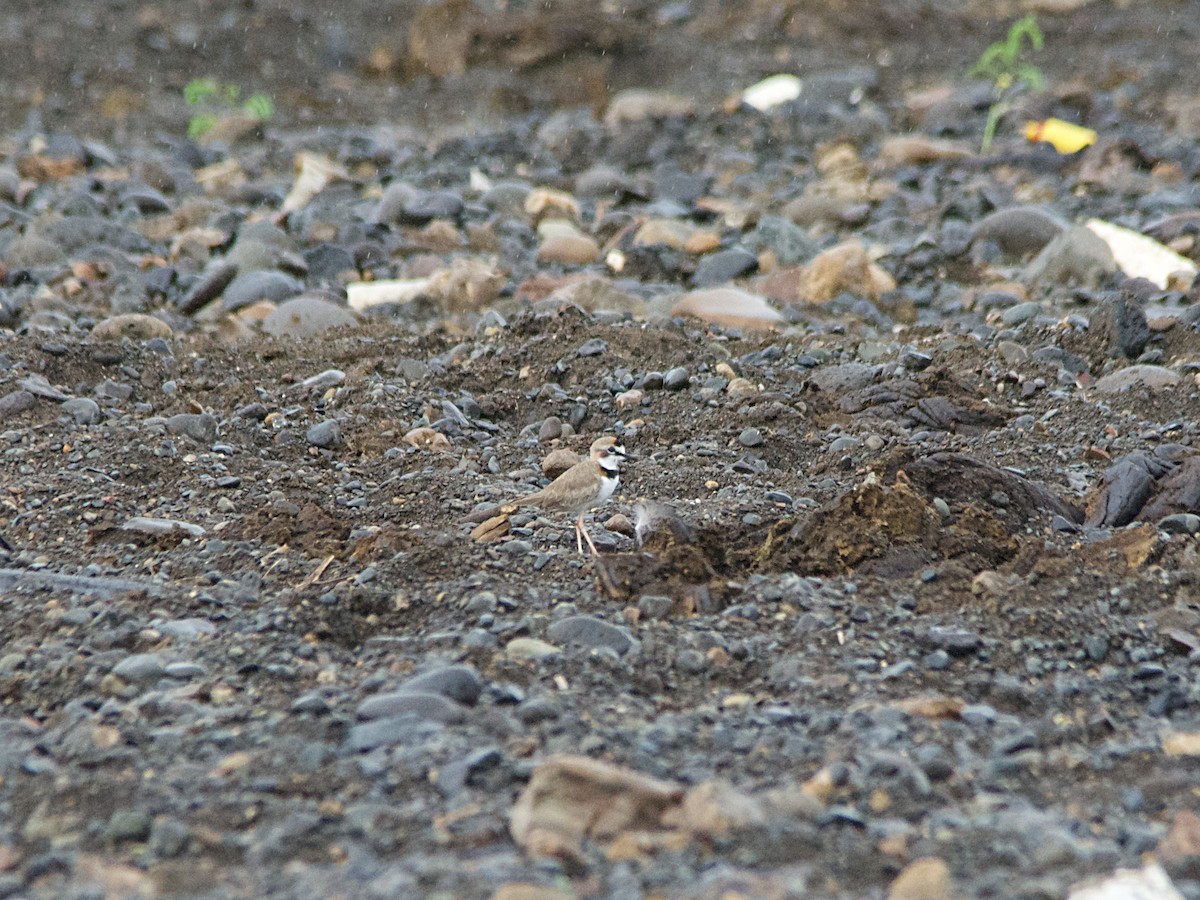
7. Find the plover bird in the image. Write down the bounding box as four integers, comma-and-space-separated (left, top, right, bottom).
516, 436, 627, 555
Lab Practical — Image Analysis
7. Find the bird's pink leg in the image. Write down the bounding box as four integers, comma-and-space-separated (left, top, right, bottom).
577, 513, 599, 556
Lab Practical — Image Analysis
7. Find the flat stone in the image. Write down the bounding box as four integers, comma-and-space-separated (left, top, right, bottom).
398, 664, 483, 706
221, 269, 304, 311
971, 206, 1065, 257
505, 637, 561, 661
262, 295, 359, 338
121, 517, 205, 538
671, 287, 783, 330
1093, 365, 1180, 393
546, 615, 638, 656
0, 390, 36, 421
165, 412, 217, 443
355, 690, 467, 723
92, 314, 173, 341
692, 247, 758, 286
112, 653, 166, 683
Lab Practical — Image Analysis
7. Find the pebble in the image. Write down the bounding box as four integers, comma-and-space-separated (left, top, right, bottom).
505, 637, 561, 661
888, 857, 953, 900
970, 206, 1065, 257
61, 397, 101, 425
221, 269, 305, 311
1093, 365, 1180, 393
0, 390, 36, 421
545, 615, 638, 655
692, 247, 759, 286
999, 301, 1041, 325
306, 419, 343, 448
536, 227, 600, 266
1159, 513, 1200, 534
165, 412, 218, 444
111, 653, 166, 683
751, 215, 818, 265
262, 296, 358, 338
663, 367, 690, 391
798, 239, 896, 303
92, 313, 173, 341
355, 690, 467, 723
670, 288, 784, 330
398, 664, 483, 706
738, 427, 764, 447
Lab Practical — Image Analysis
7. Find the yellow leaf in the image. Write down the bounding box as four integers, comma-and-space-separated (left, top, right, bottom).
1023, 118, 1097, 154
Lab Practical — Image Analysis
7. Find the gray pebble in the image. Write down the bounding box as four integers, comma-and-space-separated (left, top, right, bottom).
0, 390, 36, 421
355, 690, 466, 723
164, 661, 206, 680
61, 398, 100, 427
112, 653, 166, 683
291, 692, 331, 715
663, 367, 690, 391
347, 713, 449, 752
398, 664, 483, 706
738, 427, 764, 447
692, 247, 758, 286
546, 615, 638, 655
106, 809, 152, 843
1000, 301, 1042, 325
539, 416, 563, 442
576, 338, 608, 357
307, 419, 343, 448
1159, 513, 1200, 535
924, 649, 951, 670
165, 412, 217, 444
638, 595, 673, 620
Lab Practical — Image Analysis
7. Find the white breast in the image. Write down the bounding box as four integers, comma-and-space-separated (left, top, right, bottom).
593, 473, 618, 508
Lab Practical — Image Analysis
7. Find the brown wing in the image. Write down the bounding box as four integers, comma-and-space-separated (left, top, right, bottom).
516, 461, 598, 511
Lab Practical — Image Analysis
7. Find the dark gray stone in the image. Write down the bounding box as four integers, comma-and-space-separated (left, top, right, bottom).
546, 615, 638, 655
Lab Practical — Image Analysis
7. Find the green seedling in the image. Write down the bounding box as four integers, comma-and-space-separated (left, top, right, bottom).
183, 78, 274, 140
971, 14, 1044, 152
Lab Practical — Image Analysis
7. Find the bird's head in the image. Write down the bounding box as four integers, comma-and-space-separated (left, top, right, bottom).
590, 436, 628, 473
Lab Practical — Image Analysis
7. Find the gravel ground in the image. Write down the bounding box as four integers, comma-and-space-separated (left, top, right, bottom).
3, 2, 1200, 898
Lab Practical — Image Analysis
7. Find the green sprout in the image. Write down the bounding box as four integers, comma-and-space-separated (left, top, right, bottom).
971, 14, 1044, 152
184, 78, 274, 140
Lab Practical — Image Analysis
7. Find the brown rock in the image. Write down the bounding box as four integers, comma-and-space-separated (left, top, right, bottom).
541, 448, 581, 478
92, 313, 173, 341
524, 188, 581, 223
427, 257, 505, 313
403, 427, 451, 451
491, 885, 574, 900
604, 90, 695, 128
537, 229, 600, 266
1157, 808, 1200, 864
509, 754, 683, 860
633, 218, 697, 249
798, 240, 896, 303
684, 230, 722, 254
670, 287, 784, 330
888, 857, 953, 900
877, 135, 972, 167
